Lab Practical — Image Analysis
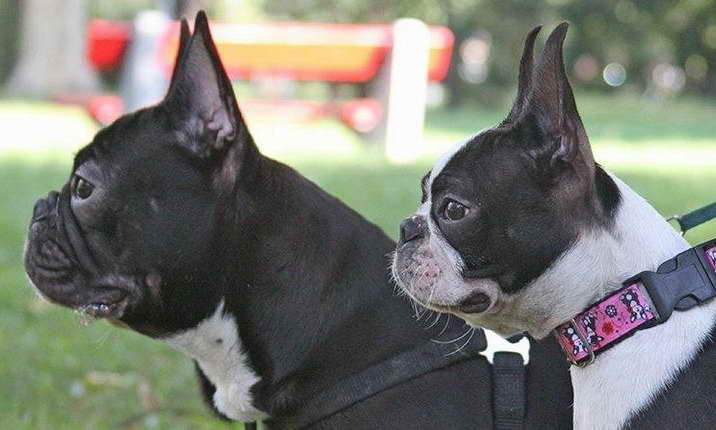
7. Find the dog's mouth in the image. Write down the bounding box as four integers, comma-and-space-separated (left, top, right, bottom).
409, 293, 493, 315
28, 270, 134, 320
77, 288, 131, 319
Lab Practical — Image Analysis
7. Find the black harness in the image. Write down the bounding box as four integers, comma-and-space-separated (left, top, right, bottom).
247, 328, 528, 429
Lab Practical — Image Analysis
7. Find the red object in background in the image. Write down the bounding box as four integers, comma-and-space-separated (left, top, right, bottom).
87, 20, 454, 82
52, 94, 124, 125
160, 22, 453, 83
340, 99, 383, 133
87, 20, 132, 71
87, 95, 124, 125
84, 19, 453, 131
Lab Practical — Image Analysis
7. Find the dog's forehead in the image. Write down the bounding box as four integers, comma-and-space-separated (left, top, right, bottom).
74, 109, 177, 173
427, 129, 502, 199
427, 134, 480, 192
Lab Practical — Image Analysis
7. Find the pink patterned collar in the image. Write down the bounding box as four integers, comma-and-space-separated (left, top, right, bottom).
555, 240, 716, 367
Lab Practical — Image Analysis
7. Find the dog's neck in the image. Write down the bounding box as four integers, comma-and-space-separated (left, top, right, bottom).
547, 174, 716, 430
499, 174, 688, 339
218, 158, 440, 418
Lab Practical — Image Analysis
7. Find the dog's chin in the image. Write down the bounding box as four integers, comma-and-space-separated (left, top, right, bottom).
458, 314, 523, 338
28, 274, 134, 321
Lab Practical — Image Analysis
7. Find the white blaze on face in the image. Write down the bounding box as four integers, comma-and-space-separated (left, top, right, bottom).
164, 300, 267, 422
421, 133, 486, 275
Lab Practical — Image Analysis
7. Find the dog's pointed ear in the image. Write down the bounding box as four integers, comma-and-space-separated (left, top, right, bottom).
501, 25, 541, 125
163, 11, 252, 159
520, 22, 593, 170
167, 19, 191, 90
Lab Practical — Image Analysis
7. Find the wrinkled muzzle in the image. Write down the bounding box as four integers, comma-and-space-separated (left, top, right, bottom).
24, 186, 134, 319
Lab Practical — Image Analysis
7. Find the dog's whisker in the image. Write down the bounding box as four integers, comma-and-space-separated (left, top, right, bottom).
75, 307, 99, 327
431, 326, 472, 344
438, 314, 452, 336
445, 328, 477, 357
91, 327, 115, 350
425, 311, 442, 329
400, 263, 427, 320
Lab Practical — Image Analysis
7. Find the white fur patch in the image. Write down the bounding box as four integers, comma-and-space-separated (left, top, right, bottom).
164, 300, 267, 422
421, 130, 497, 303
565, 175, 716, 430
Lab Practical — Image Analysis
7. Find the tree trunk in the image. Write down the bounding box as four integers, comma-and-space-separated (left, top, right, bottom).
440, 0, 471, 109
171, 0, 209, 20
5, 0, 98, 98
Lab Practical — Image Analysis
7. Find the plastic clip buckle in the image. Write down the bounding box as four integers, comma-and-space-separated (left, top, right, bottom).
629, 240, 716, 323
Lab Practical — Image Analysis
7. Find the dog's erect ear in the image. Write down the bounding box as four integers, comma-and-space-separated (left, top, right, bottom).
502, 25, 541, 126
520, 22, 593, 170
168, 19, 191, 90
163, 11, 252, 159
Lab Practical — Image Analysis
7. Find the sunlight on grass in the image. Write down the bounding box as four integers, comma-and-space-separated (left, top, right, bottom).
0, 101, 97, 159
3, 96, 716, 169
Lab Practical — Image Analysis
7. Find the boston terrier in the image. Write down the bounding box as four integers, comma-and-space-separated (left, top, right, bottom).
23, 12, 573, 429
393, 23, 716, 429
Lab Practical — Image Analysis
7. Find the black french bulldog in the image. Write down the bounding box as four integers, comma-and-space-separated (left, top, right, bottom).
24, 12, 572, 429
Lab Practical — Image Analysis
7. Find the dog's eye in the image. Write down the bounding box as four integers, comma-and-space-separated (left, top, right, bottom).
71, 176, 94, 200
442, 200, 469, 221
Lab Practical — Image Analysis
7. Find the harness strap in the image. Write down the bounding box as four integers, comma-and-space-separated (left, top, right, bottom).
282, 328, 487, 429
492, 352, 526, 430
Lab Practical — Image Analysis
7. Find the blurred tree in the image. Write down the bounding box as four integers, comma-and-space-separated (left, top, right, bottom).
5, 0, 98, 98
0, 0, 21, 86
88, 0, 155, 20
259, 0, 716, 104
166, 0, 211, 19
261, 0, 551, 107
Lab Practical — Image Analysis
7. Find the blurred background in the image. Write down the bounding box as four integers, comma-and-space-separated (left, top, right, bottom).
1, 0, 715, 428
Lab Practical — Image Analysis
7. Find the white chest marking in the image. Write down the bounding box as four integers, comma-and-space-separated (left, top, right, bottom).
568, 176, 716, 430
164, 300, 267, 422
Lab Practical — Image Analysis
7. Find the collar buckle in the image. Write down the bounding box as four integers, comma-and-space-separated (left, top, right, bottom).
568, 318, 595, 368
630, 239, 716, 323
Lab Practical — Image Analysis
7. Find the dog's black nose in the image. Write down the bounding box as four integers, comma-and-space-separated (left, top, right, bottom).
458, 292, 491, 314
400, 216, 426, 243
33, 191, 59, 223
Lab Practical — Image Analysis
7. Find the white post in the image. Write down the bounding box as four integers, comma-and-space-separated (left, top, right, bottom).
118, 11, 171, 113
383, 18, 430, 163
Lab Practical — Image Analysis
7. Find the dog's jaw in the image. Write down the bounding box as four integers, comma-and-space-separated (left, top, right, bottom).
163, 300, 267, 422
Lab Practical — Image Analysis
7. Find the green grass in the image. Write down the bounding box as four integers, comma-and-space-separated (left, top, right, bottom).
1, 93, 715, 428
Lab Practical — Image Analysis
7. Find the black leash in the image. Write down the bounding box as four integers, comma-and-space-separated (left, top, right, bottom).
668, 201, 716, 235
